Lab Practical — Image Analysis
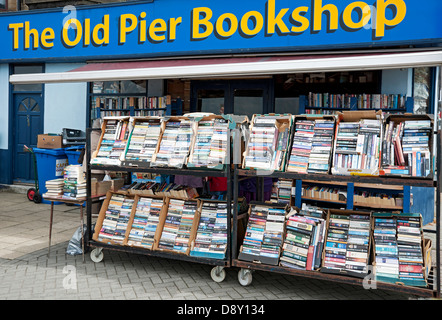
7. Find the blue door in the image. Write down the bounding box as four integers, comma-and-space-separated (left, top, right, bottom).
13, 93, 44, 183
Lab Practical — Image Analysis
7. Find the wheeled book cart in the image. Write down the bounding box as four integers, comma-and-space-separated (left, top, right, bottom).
231, 124, 441, 298
84, 127, 234, 283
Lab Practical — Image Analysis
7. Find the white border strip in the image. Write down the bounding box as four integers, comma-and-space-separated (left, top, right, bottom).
9, 51, 442, 84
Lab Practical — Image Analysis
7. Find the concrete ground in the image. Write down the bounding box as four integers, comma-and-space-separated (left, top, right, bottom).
0, 189, 437, 301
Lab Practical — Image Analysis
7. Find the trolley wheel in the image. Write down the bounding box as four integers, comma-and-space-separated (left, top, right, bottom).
238, 268, 253, 286
27, 188, 36, 201
210, 266, 226, 283
33, 192, 42, 204
90, 248, 104, 263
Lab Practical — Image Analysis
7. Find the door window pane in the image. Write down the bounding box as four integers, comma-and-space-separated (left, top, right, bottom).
233, 89, 263, 119
198, 89, 225, 114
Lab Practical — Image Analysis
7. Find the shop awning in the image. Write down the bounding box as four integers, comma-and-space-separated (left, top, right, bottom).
9, 50, 442, 84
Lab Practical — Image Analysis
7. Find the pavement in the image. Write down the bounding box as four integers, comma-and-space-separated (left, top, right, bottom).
0, 189, 437, 301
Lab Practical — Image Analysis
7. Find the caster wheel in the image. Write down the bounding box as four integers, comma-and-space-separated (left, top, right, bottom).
27, 188, 36, 201
33, 192, 42, 204
238, 268, 253, 286
90, 248, 104, 263
211, 266, 226, 283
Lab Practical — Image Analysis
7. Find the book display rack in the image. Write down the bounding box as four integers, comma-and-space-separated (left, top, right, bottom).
84, 111, 440, 297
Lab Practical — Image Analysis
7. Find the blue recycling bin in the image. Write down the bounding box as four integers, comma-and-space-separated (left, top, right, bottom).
33, 148, 68, 204
65, 146, 84, 165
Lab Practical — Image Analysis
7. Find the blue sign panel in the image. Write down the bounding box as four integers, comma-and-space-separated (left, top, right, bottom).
1, 0, 442, 62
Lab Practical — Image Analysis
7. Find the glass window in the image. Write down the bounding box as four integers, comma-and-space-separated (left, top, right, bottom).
13, 65, 43, 92
233, 89, 263, 119
413, 67, 431, 114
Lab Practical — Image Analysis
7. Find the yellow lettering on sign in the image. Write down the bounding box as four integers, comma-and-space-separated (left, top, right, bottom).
41, 27, 55, 48
267, 0, 290, 34
192, 7, 214, 39
216, 13, 238, 38
120, 13, 138, 44
93, 14, 110, 45
62, 19, 83, 47
8, 23, 24, 50
376, 0, 406, 38
149, 18, 167, 42
25, 21, 39, 49
343, 2, 371, 29
313, 0, 339, 32
291, 6, 310, 33
240, 11, 264, 36
168, 17, 182, 41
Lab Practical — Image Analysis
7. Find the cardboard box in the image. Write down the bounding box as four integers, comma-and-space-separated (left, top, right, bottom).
187, 114, 231, 171
154, 197, 201, 255
123, 194, 166, 250
320, 209, 372, 279
150, 116, 196, 169
331, 110, 383, 176
286, 114, 336, 174
242, 113, 294, 172
121, 116, 162, 168
93, 191, 136, 246
371, 212, 429, 287
379, 114, 434, 179
238, 203, 287, 266
37, 134, 63, 149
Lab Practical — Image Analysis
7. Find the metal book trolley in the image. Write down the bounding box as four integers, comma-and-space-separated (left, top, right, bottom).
230, 122, 441, 298
84, 116, 235, 283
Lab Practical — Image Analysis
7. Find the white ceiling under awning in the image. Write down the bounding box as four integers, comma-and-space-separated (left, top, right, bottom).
9, 50, 442, 84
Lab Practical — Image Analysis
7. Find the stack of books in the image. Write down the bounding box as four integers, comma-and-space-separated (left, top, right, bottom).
158, 199, 198, 254
323, 214, 350, 270
152, 119, 194, 168
207, 119, 229, 168
287, 120, 315, 173
244, 117, 278, 170
276, 179, 292, 205
62, 165, 86, 200
239, 205, 286, 265
373, 216, 399, 282
345, 215, 371, 275
97, 194, 133, 243
191, 201, 228, 258
43, 178, 64, 198
280, 213, 326, 270
124, 119, 161, 164
113, 196, 135, 244
189, 118, 229, 168
126, 197, 163, 249
396, 215, 426, 286
308, 119, 335, 174
151, 121, 180, 167
189, 120, 214, 167
299, 203, 326, 218
332, 119, 382, 174
402, 120, 432, 177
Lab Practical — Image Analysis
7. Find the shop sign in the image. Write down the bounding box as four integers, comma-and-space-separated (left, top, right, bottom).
1, 0, 441, 62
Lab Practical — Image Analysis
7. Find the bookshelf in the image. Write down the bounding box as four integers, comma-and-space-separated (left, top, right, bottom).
298, 94, 414, 115
88, 80, 182, 125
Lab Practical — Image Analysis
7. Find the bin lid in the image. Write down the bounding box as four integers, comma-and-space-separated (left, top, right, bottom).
33, 147, 67, 156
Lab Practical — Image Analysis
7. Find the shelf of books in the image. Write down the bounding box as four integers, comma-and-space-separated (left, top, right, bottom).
299, 94, 413, 115
85, 114, 236, 282
230, 111, 440, 298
